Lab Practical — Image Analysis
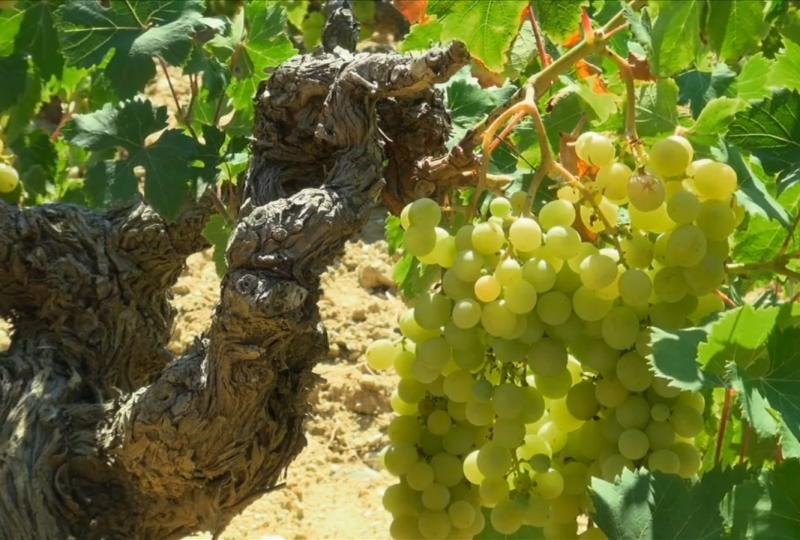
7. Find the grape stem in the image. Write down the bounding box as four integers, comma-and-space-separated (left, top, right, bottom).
527, 3, 551, 69
715, 388, 735, 465
725, 250, 800, 282
604, 47, 639, 143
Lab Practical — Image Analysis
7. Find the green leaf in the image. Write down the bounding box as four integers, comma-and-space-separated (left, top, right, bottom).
137, 129, 199, 219
728, 459, 800, 539
567, 77, 617, 123
591, 466, 749, 540
733, 183, 800, 264
688, 97, 748, 144
84, 159, 138, 207
3, 67, 41, 144
635, 78, 679, 137
301, 11, 324, 49
727, 362, 779, 439
769, 37, 800, 92
14, 0, 63, 79
55, 0, 206, 97
649, 325, 721, 391
0, 7, 24, 56
385, 214, 404, 255
728, 90, 800, 178
441, 67, 517, 146
534, 0, 587, 43
428, 0, 527, 73
394, 255, 440, 299
726, 145, 791, 228
707, 0, 769, 62
63, 100, 169, 153
507, 17, 536, 77
269, 0, 308, 29
651, 0, 702, 77
736, 53, 774, 101
0, 54, 27, 112
242, 2, 296, 77
676, 64, 737, 118
399, 18, 444, 52
11, 129, 57, 203
622, 1, 652, 51
202, 214, 233, 277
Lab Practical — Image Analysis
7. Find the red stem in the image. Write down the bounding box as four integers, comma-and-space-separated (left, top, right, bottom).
715, 388, 735, 465
488, 111, 526, 152
716, 289, 738, 308
528, 3, 551, 68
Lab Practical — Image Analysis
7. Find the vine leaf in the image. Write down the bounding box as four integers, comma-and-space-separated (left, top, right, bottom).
768, 38, 800, 92
733, 183, 800, 263
0, 8, 24, 56
728, 90, 800, 180
727, 362, 779, 439
726, 459, 800, 539
533, 0, 587, 43
726, 145, 791, 228
0, 54, 28, 113
428, 0, 527, 73
649, 325, 721, 391
54, 0, 208, 98
736, 53, 773, 101
707, 0, 768, 62
635, 78, 678, 136
591, 467, 749, 540
13, 0, 63, 79
651, 0, 702, 77
202, 214, 233, 278
398, 18, 443, 52
676, 64, 737, 118
687, 97, 747, 144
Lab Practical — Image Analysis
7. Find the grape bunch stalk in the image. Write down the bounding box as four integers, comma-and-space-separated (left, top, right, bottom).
369, 132, 742, 540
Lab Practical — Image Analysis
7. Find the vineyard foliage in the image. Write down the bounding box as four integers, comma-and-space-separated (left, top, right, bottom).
1, 0, 800, 539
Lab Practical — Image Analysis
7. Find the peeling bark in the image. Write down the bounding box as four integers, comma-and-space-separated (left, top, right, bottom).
0, 5, 468, 537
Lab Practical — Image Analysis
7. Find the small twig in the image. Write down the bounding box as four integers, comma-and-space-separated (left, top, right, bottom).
488, 111, 526, 153
715, 388, 735, 465
605, 47, 638, 141
157, 57, 199, 140
527, 3, 551, 68
716, 289, 738, 308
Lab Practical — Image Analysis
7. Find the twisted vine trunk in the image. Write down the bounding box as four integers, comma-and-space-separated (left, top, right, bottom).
0, 3, 469, 538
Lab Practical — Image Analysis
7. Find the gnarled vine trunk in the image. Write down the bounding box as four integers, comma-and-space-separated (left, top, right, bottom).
0, 3, 469, 538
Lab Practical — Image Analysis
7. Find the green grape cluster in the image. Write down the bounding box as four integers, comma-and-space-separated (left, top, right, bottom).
372, 133, 736, 540
0, 138, 19, 194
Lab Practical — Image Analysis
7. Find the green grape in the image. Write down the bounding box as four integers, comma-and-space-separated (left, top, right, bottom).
391, 391, 419, 415
574, 419, 608, 460
575, 131, 615, 167
616, 351, 653, 392
367, 339, 401, 370
628, 173, 666, 212
383, 482, 420, 516
618, 268, 652, 308
649, 135, 693, 177
667, 189, 700, 225
651, 376, 681, 398
596, 162, 632, 202
521, 386, 546, 423
462, 450, 484, 485
601, 306, 640, 350
518, 433, 552, 461
548, 494, 580, 524
503, 280, 538, 314
408, 198, 442, 228
670, 404, 704, 437
388, 415, 422, 445
493, 383, 524, 418
442, 269, 475, 300
651, 403, 671, 422
618, 428, 649, 460
572, 286, 614, 322
418, 510, 451, 540
479, 477, 509, 507
535, 468, 565, 499
683, 253, 726, 295
554, 264, 582, 294
573, 338, 618, 374
672, 441, 702, 478
649, 301, 688, 330
431, 453, 464, 487
465, 398, 494, 427
527, 337, 568, 376
443, 423, 474, 455
421, 483, 450, 511
400, 309, 440, 342
579, 253, 618, 290
490, 196, 512, 217
696, 200, 737, 241
544, 520, 579, 540
443, 370, 474, 403
481, 300, 518, 338
509, 217, 543, 252
417, 337, 450, 371
538, 421, 568, 453
539, 199, 576, 230
534, 368, 573, 399
536, 291, 572, 326
494, 418, 526, 449
474, 275, 501, 302
580, 527, 609, 540
472, 222, 505, 254
495, 258, 522, 286
390, 515, 420, 540
629, 203, 674, 234
560, 461, 589, 496
520, 312, 546, 344
0, 163, 19, 194
689, 159, 737, 201
646, 421, 676, 450
453, 250, 484, 282
648, 448, 681, 474
415, 293, 453, 329
595, 377, 629, 407
445, 323, 481, 351
568, 243, 599, 272
448, 500, 477, 529
566, 380, 599, 420
544, 225, 581, 259
601, 414, 624, 444
689, 293, 725, 324
398, 378, 425, 403
455, 225, 474, 251
621, 233, 654, 268
419, 429, 443, 455
493, 339, 527, 364
477, 441, 511, 478
385, 443, 419, 475
420, 228, 457, 268
600, 453, 633, 481
510, 190, 529, 215
549, 398, 584, 432
665, 224, 707, 267
580, 197, 619, 233
676, 391, 705, 413
407, 461, 435, 491
522, 493, 549, 527
616, 395, 651, 428
405, 226, 437, 257
491, 498, 525, 535
653, 266, 688, 303
400, 205, 411, 230
427, 410, 452, 436
451, 298, 481, 330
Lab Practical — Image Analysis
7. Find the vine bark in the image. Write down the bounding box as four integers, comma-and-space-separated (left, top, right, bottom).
0, 3, 468, 538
